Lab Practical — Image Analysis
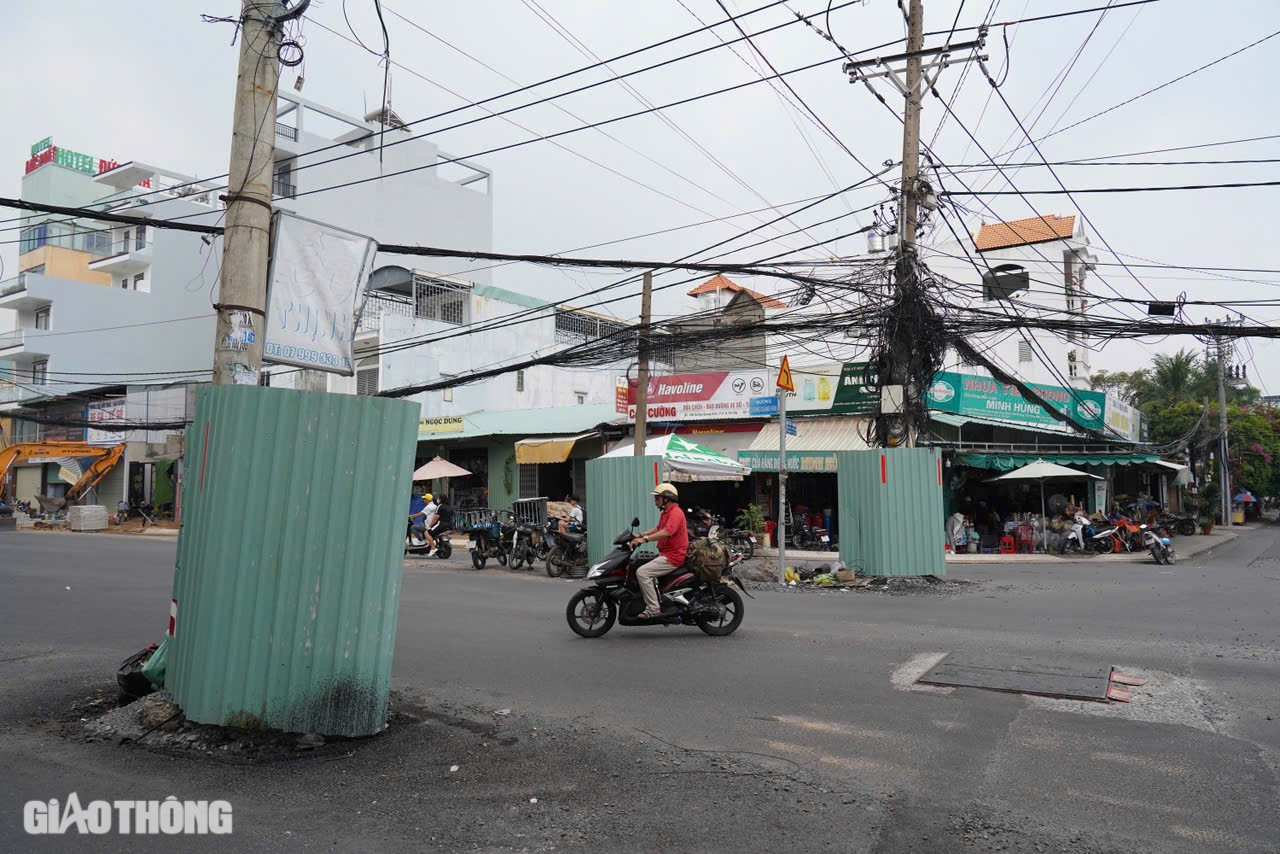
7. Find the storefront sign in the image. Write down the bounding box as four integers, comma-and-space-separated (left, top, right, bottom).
619, 362, 878, 422
927, 371, 1106, 431
85, 399, 128, 445
736, 449, 838, 473
1103, 392, 1142, 442
264, 213, 376, 375
419, 416, 464, 434
23, 136, 151, 186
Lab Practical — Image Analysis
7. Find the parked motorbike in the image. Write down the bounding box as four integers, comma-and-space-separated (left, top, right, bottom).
565, 517, 749, 638
792, 524, 831, 551
507, 520, 539, 569
405, 519, 453, 559
1061, 514, 1095, 554
546, 522, 588, 578
720, 526, 757, 561
1140, 524, 1176, 565
1157, 513, 1198, 538
1087, 523, 1125, 554
468, 514, 508, 570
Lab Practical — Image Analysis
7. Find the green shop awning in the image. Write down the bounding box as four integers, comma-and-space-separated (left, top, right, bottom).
956, 452, 1160, 471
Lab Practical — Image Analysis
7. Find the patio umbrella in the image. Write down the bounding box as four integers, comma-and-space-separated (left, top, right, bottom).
986, 460, 1101, 553
598, 433, 751, 481
412, 456, 472, 481
1233, 491, 1256, 503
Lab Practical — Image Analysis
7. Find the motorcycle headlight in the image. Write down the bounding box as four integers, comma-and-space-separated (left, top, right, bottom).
587, 563, 604, 579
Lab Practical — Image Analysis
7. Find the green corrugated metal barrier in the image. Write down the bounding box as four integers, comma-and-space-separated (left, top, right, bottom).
837, 448, 945, 577
168, 386, 419, 737
585, 455, 661, 565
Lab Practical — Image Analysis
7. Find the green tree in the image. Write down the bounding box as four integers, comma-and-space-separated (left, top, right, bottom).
1147, 349, 1201, 404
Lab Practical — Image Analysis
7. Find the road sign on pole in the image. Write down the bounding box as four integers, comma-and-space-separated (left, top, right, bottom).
776, 355, 795, 393
785, 418, 797, 437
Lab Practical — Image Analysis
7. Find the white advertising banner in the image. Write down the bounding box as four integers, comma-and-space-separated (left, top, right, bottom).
85, 399, 128, 445
1103, 391, 1142, 442
264, 213, 376, 376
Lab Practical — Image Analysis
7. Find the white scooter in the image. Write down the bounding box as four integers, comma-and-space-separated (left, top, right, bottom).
1062, 513, 1092, 554
1140, 524, 1175, 565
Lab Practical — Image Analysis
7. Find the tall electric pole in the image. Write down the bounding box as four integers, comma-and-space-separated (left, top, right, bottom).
1211, 319, 1233, 525
633, 272, 653, 456
885, 0, 925, 447
212, 0, 285, 386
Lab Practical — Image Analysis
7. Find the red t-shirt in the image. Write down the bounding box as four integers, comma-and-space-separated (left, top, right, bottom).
657, 503, 689, 567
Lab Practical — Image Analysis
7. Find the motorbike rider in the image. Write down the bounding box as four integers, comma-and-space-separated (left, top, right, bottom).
629, 483, 689, 620
425, 494, 453, 556
409, 491, 433, 544
559, 493, 583, 534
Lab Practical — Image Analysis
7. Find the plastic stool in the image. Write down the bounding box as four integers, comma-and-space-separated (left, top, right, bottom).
999, 535, 1016, 554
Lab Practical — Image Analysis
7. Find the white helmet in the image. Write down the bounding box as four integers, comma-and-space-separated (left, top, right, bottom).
651, 482, 679, 501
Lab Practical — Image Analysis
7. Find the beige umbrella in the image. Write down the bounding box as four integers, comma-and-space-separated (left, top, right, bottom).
412, 456, 472, 480
986, 460, 1101, 553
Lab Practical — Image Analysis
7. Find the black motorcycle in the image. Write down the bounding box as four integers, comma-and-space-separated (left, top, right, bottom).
405, 519, 453, 559
1156, 512, 1198, 538
546, 522, 588, 578
566, 518, 749, 638
469, 514, 508, 570
508, 520, 539, 569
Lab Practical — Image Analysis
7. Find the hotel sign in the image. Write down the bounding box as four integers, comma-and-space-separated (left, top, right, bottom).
24, 136, 150, 187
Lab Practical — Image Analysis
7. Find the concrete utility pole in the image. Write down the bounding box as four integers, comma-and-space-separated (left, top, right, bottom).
1212, 322, 1233, 525
883, 0, 925, 447
633, 271, 653, 456
212, 0, 285, 386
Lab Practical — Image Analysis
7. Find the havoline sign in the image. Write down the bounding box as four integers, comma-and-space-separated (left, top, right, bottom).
927, 370, 1106, 431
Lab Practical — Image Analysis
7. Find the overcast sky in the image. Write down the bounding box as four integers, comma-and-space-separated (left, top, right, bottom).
4, 0, 1278, 393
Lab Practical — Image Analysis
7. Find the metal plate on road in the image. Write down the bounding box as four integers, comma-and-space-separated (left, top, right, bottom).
917, 654, 1113, 702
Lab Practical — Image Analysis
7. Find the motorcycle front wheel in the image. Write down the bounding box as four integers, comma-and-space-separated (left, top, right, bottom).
546, 546, 566, 578
697, 586, 745, 637
471, 543, 487, 570
510, 542, 526, 569
566, 589, 616, 638
732, 534, 755, 561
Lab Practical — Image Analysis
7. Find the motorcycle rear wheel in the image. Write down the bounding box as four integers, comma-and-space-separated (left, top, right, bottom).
1176, 519, 1197, 537
696, 586, 744, 637
546, 546, 566, 577
496, 548, 508, 567
472, 549, 487, 570
566, 589, 616, 638
1149, 545, 1165, 565
436, 541, 452, 560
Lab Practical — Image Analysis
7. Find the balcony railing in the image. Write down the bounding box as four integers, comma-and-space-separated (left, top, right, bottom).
0, 274, 27, 298
0, 329, 25, 350
273, 178, 297, 199
357, 291, 415, 332
276, 122, 298, 142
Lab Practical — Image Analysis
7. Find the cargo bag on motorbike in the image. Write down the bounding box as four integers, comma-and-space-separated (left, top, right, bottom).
686, 536, 729, 582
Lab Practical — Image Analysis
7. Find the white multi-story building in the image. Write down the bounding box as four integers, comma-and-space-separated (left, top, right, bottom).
922, 213, 1100, 388
0, 95, 630, 509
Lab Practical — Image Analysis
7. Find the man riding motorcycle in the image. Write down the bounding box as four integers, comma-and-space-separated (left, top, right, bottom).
628, 483, 688, 620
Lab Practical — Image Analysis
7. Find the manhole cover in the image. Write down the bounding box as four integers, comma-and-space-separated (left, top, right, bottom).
917, 654, 1144, 702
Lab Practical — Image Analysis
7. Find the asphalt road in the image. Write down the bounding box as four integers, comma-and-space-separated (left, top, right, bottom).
1, 523, 1277, 853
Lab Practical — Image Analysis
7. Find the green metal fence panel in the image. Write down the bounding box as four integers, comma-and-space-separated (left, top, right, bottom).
837, 448, 945, 577
168, 385, 419, 737
585, 455, 662, 564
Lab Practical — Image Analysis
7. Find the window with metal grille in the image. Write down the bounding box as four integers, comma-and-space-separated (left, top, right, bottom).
518, 464, 539, 499
554, 308, 627, 343
258, 371, 272, 387
34, 307, 50, 330
1018, 341, 1033, 363
31, 360, 48, 385
413, 275, 470, 325
356, 367, 378, 396
516, 369, 524, 392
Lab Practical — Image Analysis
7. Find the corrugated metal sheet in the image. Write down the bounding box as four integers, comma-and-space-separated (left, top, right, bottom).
837, 448, 945, 577
169, 385, 419, 737
585, 455, 661, 564
748, 417, 872, 451
423, 403, 621, 441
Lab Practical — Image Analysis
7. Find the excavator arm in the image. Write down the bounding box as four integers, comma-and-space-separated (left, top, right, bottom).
0, 442, 127, 503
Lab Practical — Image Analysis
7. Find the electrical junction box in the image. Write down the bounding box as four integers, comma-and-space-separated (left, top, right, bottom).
880, 384, 905, 414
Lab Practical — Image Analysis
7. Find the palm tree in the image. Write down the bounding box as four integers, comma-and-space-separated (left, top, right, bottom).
1148, 349, 1201, 403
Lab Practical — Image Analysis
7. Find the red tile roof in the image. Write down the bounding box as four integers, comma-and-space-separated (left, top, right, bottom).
974, 215, 1077, 252
687, 274, 787, 309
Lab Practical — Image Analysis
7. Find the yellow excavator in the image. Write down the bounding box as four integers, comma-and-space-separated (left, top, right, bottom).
0, 442, 128, 509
